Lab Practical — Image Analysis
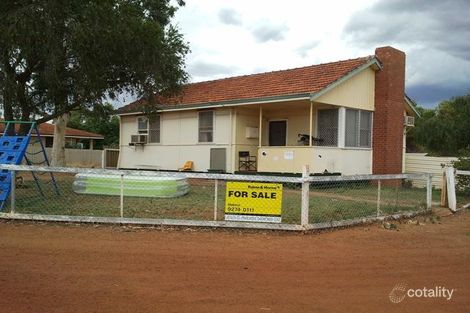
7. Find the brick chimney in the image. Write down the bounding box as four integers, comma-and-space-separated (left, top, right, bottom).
372, 46, 406, 175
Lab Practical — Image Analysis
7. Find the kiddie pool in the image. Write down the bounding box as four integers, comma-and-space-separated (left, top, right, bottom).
72, 173, 189, 198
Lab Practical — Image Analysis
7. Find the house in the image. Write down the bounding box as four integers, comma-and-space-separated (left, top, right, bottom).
0, 121, 104, 150
116, 46, 418, 175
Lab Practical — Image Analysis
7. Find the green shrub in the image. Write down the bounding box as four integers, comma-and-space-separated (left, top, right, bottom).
453, 148, 470, 195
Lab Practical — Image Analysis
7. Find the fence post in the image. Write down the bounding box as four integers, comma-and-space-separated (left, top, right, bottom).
426, 174, 433, 210
10, 170, 16, 214
301, 165, 310, 227
120, 174, 124, 218
376, 180, 381, 217
101, 150, 106, 169
214, 179, 218, 221
445, 167, 457, 212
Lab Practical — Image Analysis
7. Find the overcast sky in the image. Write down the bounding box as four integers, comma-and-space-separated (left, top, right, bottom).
116, 0, 470, 108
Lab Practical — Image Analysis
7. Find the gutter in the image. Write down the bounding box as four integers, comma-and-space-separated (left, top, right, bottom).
117, 93, 311, 116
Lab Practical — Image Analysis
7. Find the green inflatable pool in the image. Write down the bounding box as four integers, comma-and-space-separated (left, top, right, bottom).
72, 174, 189, 198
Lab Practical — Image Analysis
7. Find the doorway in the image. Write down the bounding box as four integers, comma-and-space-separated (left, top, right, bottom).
269, 120, 287, 146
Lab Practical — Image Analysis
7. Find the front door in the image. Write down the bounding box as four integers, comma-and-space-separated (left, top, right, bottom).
269, 120, 287, 146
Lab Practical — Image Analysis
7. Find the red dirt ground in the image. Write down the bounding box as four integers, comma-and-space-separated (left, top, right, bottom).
0, 210, 469, 313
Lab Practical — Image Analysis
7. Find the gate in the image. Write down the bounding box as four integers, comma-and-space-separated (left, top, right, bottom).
103, 149, 119, 168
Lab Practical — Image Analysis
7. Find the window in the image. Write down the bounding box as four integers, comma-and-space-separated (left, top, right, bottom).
359, 111, 372, 147
137, 117, 148, 134
198, 111, 214, 143
149, 116, 160, 143
317, 109, 338, 146
137, 115, 160, 143
345, 110, 359, 147
345, 109, 372, 148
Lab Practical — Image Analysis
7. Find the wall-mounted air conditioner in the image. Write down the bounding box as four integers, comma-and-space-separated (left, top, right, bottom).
130, 134, 148, 145
404, 116, 415, 127
245, 127, 259, 139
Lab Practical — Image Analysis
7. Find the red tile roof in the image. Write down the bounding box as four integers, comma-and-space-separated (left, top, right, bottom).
0, 121, 104, 139
118, 56, 376, 113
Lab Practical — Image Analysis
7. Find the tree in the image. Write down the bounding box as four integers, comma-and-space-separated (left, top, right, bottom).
0, 0, 188, 160
68, 103, 119, 148
406, 107, 435, 153
50, 113, 69, 166
412, 95, 470, 156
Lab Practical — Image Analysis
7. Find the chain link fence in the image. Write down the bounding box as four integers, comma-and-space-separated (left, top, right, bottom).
308, 175, 430, 228
0, 165, 432, 231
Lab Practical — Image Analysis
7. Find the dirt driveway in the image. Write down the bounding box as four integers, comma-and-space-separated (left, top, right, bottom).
0, 210, 469, 313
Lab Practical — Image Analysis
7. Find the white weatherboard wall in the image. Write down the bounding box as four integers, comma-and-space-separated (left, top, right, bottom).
316, 67, 375, 111
119, 109, 232, 171
405, 153, 457, 188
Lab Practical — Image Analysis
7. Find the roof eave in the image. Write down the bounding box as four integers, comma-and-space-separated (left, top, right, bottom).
117, 93, 312, 115
404, 94, 421, 117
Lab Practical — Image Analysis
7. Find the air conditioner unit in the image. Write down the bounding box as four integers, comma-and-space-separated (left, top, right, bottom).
130, 134, 148, 144
404, 116, 415, 127
245, 127, 259, 139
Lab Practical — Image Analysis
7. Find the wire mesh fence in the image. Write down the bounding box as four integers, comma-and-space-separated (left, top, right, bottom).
0, 165, 432, 231
308, 176, 429, 227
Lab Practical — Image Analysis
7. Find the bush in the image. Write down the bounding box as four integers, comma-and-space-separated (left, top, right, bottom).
453, 148, 470, 195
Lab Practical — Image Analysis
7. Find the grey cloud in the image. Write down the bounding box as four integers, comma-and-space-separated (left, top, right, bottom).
407, 83, 470, 108
189, 61, 238, 78
252, 23, 287, 43
218, 8, 242, 26
343, 0, 470, 61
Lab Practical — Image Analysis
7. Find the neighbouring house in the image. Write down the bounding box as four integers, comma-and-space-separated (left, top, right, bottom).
0, 121, 105, 167
116, 46, 419, 175
0, 121, 104, 150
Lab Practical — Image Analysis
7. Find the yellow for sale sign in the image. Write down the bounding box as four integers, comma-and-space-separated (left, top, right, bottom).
224, 182, 283, 223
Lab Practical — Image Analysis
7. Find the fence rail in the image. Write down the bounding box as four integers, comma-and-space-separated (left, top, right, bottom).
0, 164, 433, 231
